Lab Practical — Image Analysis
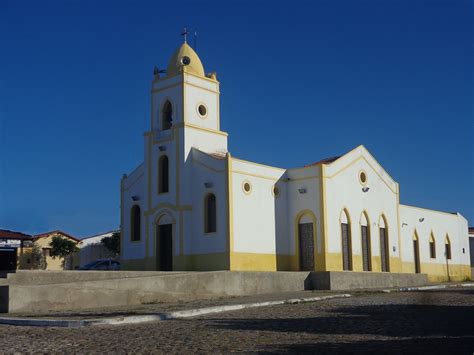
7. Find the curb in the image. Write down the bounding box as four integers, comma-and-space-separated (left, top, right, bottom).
0, 294, 351, 328
383, 282, 474, 293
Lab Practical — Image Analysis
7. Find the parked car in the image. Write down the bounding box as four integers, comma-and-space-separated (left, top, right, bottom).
78, 259, 121, 271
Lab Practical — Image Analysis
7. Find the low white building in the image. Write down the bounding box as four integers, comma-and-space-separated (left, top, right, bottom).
120, 40, 471, 282
76, 230, 119, 267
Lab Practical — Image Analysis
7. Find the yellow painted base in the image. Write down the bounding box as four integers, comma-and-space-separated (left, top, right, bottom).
122, 253, 229, 271
121, 257, 157, 271
174, 253, 229, 271
122, 253, 472, 283
402, 262, 472, 282
230, 252, 276, 271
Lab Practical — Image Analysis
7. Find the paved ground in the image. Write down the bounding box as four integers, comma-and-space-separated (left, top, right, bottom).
0, 289, 473, 353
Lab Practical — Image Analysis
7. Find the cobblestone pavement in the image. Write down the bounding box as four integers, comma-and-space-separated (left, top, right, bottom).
1, 289, 473, 353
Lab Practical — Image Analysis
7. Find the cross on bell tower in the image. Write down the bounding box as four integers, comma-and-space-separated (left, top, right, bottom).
181, 27, 188, 43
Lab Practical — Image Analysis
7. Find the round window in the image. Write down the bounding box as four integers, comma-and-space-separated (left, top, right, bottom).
181, 56, 191, 66
359, 171, 367, 185
198, 104, 207, 117
242, 181, 252, 194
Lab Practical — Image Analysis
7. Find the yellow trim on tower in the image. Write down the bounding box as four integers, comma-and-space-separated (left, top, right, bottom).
181, 122, 228, 136
184, 71, 220, 85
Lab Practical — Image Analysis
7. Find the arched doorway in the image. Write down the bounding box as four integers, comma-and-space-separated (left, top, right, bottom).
413, 232, 421, 274
360, 212, 371, 271
340, 209, 352, 271
155, 212, 175, 271
379, 215, 390, 272
297, 211, 316, 271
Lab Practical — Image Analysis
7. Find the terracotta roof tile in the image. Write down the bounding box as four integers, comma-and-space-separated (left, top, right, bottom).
0, 229, 32, 240
33, 230, 80, 243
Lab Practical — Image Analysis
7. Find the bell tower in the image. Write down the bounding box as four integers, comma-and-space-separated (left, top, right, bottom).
149, 41, 227, 158
143, 39, 228, 213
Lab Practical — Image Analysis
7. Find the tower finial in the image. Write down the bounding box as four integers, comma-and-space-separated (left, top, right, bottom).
181, 27, 188, 43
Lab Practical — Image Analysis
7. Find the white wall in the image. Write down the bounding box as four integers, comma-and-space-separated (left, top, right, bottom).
324, 146, 400, 261
231, 158, 286, 254
399, 205, 470, 267
183, 75, 220, 131
186, 148, 228, 254
121, 165, 146, 260
286, 166, 322, 255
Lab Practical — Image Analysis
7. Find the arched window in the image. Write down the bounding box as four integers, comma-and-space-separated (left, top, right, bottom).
162, 101, 172, 130
204, 194, 217, 233
360, 212, 371, 271
445, 235, 451, 260
413, 232, 421, 273
158, 156, 169, 193
429, 233, 436, 259
131, 205, 141, 241
340, 209, 352, 271
379, 215, 390, 272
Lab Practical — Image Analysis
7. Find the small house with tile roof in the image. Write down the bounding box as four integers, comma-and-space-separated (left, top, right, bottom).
33, 230, 80, 270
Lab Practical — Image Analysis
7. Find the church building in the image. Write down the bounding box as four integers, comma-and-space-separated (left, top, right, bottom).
120, 40, 471, 282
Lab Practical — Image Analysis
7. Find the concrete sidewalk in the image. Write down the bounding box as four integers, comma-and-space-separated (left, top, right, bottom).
0, 282, 472, 328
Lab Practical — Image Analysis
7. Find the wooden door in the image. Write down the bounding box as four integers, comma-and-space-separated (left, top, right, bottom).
361, 225, 371, 271
413, 239, 421, 274
380, 227, 389, 272
341, 223, 352, 271
299, 223, 314, 271
157, 224, 173, 271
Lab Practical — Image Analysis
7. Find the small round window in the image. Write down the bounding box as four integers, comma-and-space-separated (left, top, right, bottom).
181, 56, 191, 66
197, 104, 207, 118
272, 185, 280, 198
359, 171, 367, 185
242, 181, 252, 194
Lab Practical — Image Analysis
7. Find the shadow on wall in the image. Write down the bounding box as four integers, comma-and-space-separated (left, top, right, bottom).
274, 175, 291, 271
204, 289, 474, 353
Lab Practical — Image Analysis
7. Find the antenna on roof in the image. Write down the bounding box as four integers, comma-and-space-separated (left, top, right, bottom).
181, 27, 188, 43
194, 30, 197, 51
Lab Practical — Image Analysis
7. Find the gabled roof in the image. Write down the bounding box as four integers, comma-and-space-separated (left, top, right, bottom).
33, 230, 80, 243
0, 229, 32, 240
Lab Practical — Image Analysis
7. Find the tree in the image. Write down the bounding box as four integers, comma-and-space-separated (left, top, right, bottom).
18, 242, 47, 270
49, 236, 79, 270
101, 231, 120, 256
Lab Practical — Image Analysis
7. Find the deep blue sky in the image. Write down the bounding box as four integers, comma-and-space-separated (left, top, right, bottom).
0, 0, 472, 237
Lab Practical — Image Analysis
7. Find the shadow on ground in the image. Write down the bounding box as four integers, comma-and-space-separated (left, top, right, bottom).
206, 290, 474, 353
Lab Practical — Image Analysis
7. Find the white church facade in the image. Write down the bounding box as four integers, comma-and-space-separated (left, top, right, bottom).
120, 41, 471, 282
